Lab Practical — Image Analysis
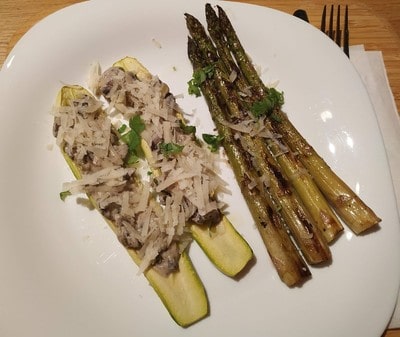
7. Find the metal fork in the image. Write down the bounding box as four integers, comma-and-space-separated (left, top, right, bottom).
320, 5, 350, 57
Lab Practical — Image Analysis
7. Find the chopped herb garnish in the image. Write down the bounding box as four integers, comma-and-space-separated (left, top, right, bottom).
121, 127, 140, 151
188, 64, 215, 97
125, 153, 140, 165
118, 124, 127, 133
160, 142, 184, 156
60, 190, 71, 201
188, 80, 201, 97
202, 133, 224, 152
179, 120, 196, 135
129, 115, 145, 133
118, 115, 145, 164
270, 112, 282, 123
250, 88, 284, 119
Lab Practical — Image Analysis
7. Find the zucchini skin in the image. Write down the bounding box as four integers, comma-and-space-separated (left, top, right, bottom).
56, 85, 208, 327
190, 217, 253, 277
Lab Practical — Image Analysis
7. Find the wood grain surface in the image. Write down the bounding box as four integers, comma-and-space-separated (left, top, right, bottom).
0, 1, 399, 336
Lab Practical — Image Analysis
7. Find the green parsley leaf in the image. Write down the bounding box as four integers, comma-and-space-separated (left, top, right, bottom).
121, 129, 140, 151
60, 190, 71, 201
187, 64, 215, 97
270, 112, 282, 123
202, 64, 215, 77
118, 124, 127, 133
126, 153, 140, 165
160, 142, 184, 156
118, 115, 145, 164
188, 79, 201, 97
129, 114, 145, 134
250, 88, 284, 118
179, 120, 196, 135
202, 133, 224, 152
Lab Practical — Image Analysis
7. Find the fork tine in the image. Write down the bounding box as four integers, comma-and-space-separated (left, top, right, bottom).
321, 4, 350, 58
343, 5, 350, 57
320, 5, 327, 32
328, 5, 334, 40
335, 5, 341, 46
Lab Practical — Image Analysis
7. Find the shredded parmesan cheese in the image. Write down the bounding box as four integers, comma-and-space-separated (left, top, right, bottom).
54, 62, 229, 275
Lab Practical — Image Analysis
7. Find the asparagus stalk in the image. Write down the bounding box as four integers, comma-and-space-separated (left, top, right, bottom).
187, 9, 343, 243
186, 13, 330, 264
202, 10, 331, 262
215, 5, 265, 98
187, 8, 257, 105
267, 139, 343, 243
212, 64, 331, 264
268, 112, 382, 234
216, 4, 381, 234
209, 5, 344, 242
188, 36, 311, 286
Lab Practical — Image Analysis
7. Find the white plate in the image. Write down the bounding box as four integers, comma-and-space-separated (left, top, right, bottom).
0, 1, 399, 336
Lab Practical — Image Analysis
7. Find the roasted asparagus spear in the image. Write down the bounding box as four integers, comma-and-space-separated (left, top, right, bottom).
188, 36, 311, 286
215, 4, 381, 234
210, 6, 345, 242
186, 11, 332, 265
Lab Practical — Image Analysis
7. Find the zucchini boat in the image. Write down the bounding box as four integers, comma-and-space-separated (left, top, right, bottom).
105, 56, 253, 277
54, 85, 207, 327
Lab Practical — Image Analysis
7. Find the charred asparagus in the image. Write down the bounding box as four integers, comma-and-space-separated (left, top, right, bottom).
215, 4, 380, 234
188, 36, 311, 286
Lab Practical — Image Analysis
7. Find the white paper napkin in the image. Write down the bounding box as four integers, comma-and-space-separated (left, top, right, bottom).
350, 45, 400, 329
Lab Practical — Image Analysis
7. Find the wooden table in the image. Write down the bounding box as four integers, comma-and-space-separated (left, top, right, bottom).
0, 1, 399, 336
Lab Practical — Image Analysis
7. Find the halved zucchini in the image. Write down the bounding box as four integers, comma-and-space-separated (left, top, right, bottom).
56, 85, 208, 327
113, 57, 253, 277
190, 217, 252, 277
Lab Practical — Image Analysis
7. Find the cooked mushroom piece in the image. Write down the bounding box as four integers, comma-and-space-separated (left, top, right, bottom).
154, 242, 180, 275
191, 209, 222, 226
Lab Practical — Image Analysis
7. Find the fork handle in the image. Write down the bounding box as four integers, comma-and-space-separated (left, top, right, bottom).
293, 9, 309, 23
